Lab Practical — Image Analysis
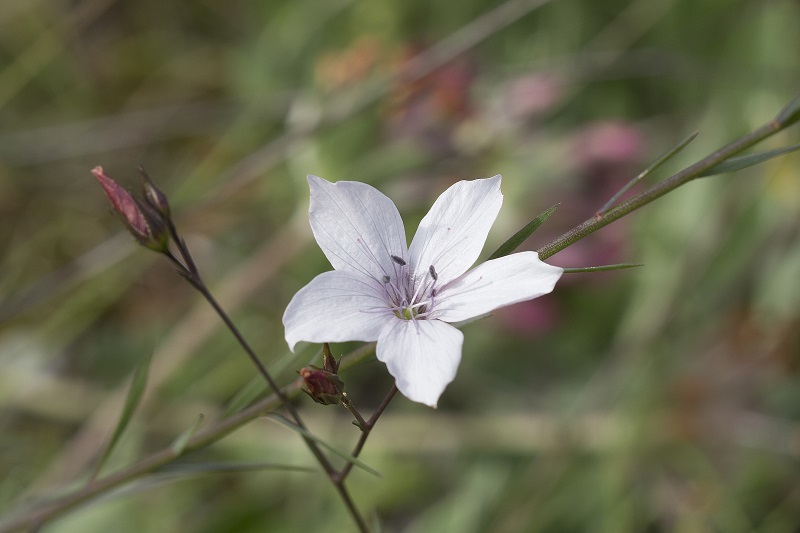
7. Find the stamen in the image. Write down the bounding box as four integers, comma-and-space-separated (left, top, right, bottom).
428, 265, 438, 281
391, 255, 406, 266
382, 275, 390, 283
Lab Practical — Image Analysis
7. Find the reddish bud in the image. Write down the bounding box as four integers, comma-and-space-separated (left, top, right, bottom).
299, 367, 344, 405
92, 166, 169, 252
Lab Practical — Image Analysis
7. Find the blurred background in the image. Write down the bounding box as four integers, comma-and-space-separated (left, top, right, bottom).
1, 0, 799, 531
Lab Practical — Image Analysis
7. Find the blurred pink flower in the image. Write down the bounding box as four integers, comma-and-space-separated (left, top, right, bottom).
504, 74, 564, 120
573, 121, 645, 170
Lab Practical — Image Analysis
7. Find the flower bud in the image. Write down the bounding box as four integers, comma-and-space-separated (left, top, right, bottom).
299, 366, 344, 405
92, 166, 169, 253
139, 166, 171, 218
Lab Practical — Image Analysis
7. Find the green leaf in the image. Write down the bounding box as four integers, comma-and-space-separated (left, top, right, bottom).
158, 461, 316, 476
92, 463, 317, 502
776, 95, 800, 127
562, 263, 644, 274
267, 414, 382, 478
488, 204, 559, 260
598, 131, 698, 214
700, 144, 800, 177
224, 347, 314, 416
92, 352, 152, 479
170, 414, 205, 456
224, 376, 268, 416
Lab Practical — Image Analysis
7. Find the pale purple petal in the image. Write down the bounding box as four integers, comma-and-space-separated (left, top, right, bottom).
376, 319, 463, 407
432, 251, 563, 323
408, 175, 503, 284
283, 270, 394, 351
307, 175, 408, 281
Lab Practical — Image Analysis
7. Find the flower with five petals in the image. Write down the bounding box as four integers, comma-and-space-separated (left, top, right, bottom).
283, 175, 562, 407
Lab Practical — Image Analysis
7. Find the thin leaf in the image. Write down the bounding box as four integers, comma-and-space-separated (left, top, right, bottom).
157, 461, 316, 476
598, 131, 699, 214
700, 143, 800, 177
224, 376, 268, 416
563, 263, 644, 274
776, 95, 800, 127
267, 414, 381, 478
224, 347, 318, 416
170, 414, 205, 456
488, 204, 559, 260
92, 352, 152, 479
72, 463, 318, 506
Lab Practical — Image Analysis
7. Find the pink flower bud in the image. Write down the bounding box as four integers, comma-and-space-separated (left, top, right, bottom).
92, 166, 168, 252
299, 367, 344, 405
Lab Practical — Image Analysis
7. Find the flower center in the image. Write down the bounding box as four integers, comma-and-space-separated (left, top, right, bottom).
395, 307, 419, 320
381, 255, 438, 321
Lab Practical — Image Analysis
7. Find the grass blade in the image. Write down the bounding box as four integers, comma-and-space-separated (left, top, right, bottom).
267, 414, 381, 478
488, 204, 559, 260
91, 352, 152, 479
598, 131, 699, 214
563, 263, 644, 273
171, 414, 205, 456
700, 143, 800, 177
158, 461, 316, 476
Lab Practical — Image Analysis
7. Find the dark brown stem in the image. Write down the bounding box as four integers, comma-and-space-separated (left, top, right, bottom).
341, 395, 369, 429
160, 221, 365, 530
178, 264, 368, 529
337, 385, 399, 483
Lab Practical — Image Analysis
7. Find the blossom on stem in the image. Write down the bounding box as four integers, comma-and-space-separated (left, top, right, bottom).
299, 367, 345, 405
283, 175, 562, 407
92, 166, 168, 253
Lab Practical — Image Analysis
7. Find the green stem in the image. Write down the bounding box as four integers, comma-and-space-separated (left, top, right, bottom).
0, 344, 377, 533
536, 117, 785, 260
8, 96, 798, 533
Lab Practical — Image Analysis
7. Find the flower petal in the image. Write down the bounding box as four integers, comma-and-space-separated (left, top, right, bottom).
376, 319, 463, 407
432, 251, 563, 323
408, 175, 503, 284
283, 270, 394, 351
307, 175, 408, 281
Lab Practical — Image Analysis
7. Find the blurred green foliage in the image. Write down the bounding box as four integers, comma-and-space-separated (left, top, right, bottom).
1, 0, 799, 531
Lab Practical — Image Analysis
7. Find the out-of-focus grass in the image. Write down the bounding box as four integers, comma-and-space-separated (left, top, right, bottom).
1, 0, 799, 531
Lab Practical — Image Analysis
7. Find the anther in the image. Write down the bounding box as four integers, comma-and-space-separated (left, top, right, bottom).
382, 275, 390, 283
391, 255, 406, 266
428, 265, 438, 281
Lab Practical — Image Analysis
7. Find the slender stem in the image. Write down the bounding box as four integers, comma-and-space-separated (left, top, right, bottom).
341, 395, 369, 429
597, 130, 698, 215
337, 386, 398, 482
332, 484, 369, 533
16, 97, 797, 533
0, 344, 379, 533
183, 274, 370, 528
536, 118, 784, 260
162, 222, 365, 528
191, 281, 286, 404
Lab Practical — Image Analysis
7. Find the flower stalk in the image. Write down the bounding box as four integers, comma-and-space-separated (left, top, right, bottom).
90, 167, 368, 532
536, 107, 792, 260
5, 96, 797, 533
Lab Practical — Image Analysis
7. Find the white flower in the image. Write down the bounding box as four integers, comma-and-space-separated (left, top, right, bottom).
283, 175, 563, 407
